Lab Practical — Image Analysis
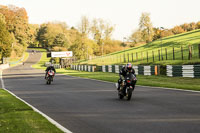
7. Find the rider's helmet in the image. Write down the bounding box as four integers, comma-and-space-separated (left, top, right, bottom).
126, 63, 132, 72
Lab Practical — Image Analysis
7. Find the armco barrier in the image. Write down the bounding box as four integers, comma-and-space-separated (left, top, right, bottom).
71, 65, 158, 76
167, 65, 200, 78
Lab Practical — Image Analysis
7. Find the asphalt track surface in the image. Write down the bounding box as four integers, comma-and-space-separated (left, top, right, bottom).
2, 51, 200, 133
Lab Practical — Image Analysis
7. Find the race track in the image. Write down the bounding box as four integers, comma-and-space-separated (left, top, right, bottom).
2, 51, 200, 133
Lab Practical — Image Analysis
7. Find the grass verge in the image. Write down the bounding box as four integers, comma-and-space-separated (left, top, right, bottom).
0, 89, 63, 133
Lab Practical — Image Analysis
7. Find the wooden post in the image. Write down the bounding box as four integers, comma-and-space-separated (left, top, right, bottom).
199, 44, 200, 59
158, 50, 160, 61
152, 51, 154, 62
165, 48, 167, 60
147, 51, 148, 62
181, 46, 184, 60
124, 53, 126, 63
141, 52, 143, 62
173, 47, 175, 60
128, 53, 129, 62
132, 53, 133, 62
188, 45, 192, 60
136, 52, 138, 62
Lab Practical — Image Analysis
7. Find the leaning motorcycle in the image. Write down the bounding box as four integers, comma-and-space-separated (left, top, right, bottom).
117, 73, 137, 100
46, 70, 55, 84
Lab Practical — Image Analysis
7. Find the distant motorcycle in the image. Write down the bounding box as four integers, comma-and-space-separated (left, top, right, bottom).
46, 70, 55, 84
116, 73, 137, 100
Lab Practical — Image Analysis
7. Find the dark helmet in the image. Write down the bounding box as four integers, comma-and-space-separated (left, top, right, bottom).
126, 63, 132, 71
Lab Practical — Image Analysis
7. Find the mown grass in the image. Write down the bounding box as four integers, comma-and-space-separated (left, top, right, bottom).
0, 89, 63, 133
79, 29, 200, 65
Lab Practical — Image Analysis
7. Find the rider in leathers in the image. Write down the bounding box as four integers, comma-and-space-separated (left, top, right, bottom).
45, 64, 56, 79
117, 63, 136, 95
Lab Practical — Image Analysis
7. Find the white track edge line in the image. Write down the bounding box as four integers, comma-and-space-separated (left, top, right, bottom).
0, 70, 72, 133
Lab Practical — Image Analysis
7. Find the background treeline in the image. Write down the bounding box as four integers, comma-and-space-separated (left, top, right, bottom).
1, 5, 200, 61
0, 5, 124, 61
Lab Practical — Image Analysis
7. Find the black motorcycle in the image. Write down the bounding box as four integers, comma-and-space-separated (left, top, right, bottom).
117, 73, 137, 100
46, 70, 55, 85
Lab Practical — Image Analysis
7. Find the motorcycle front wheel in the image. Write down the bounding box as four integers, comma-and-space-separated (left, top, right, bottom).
46, 77, 51, 84
127, 88, 133, 100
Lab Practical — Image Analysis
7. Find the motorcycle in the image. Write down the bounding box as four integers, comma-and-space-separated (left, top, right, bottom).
116, 73, 137, 100
46, 70, 55, 84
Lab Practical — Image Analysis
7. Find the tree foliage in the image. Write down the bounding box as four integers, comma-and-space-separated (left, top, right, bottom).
37, 22, 69, 48
129, 29, 143, 44
0, 13, 13, 58
172, 26, 185, 34
91, 18, 114, 55
0, 5, 30, 58
139, 12, 154, 43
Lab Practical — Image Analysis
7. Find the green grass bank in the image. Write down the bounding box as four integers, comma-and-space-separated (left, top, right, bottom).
79, 29, 200, 65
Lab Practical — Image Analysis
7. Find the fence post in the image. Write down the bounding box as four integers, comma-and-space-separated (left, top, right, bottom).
136, 52, 138, 62
158, 50, 160, 61
152, 51, 154, 62
128, 53, 129, 62
165, 48, 167, 60
147, 51, 148, 62
188, 45, 192, 60
124, 53, 126, 63
181, 46, 183, 60
173, 46, 175, 60
199, 44, 200, 59
141, 52, 143, 62
132, 53, 133, 62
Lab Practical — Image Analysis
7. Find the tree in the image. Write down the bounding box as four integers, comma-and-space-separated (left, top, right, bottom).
0, 5, 30, 58
189, 22, 196, 30
172, 26, 185, 34
90, 18, 114, 55
53, 33, 69, 48
160, 29, 174, 37
196, 21, 200, 29
27, 24, 39, 47
180, 23, 190, 32
129, 29, 143, 44
78, 16, 90, 37
0, 13, 13, 59
37, 22, 69, 48
139, 12, 154, 43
